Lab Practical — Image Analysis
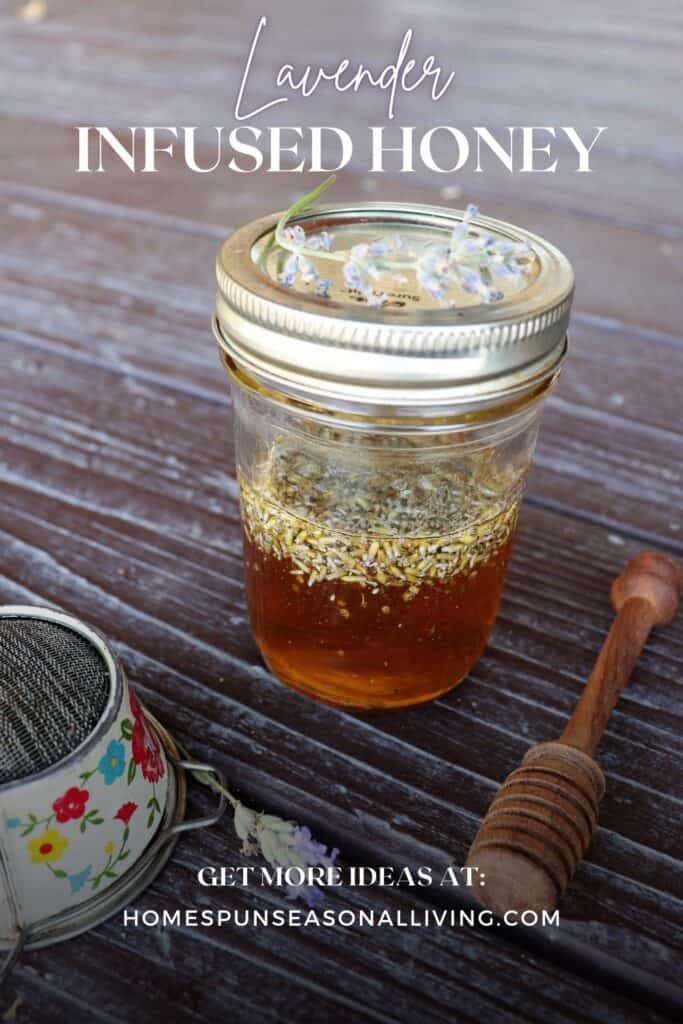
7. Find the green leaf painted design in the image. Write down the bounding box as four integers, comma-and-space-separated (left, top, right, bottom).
79, 809, 105, 833
127, 758, 137, 785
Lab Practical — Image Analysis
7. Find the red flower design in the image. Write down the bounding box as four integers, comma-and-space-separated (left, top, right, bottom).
114, 801, 138, 825
128, 687, 164, 783
131, 715, 165, 783
129, 689, 143, 722
52, 787, 89, 823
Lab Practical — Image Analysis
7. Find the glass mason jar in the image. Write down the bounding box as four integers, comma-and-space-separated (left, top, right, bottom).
214, 200, 574, 710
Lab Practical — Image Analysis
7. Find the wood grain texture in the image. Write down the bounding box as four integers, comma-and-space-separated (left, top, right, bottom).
2, 0, 683, 227
2, 126, 683, 342
468, 553, 683, 917
0, 342, 680, 1011
1, 1, 682, 1020
0, 179, 681, 552
5, 856, 671, 1024
562, 554, 682, 754
467, 741, 605, 914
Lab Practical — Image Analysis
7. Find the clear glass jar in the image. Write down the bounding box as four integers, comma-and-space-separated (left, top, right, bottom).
214, 199, 573, 709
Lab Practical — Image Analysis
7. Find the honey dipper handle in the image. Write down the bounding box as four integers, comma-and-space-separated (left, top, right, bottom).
560, 552, 682, 757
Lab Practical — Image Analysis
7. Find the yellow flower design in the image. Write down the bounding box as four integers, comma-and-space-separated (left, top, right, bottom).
103, 841, 115, 855
27, 829, 69, 864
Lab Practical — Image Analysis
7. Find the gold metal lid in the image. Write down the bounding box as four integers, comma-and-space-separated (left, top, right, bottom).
214, 201, 574, 416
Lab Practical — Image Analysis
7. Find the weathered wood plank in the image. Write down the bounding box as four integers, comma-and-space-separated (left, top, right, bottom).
1, 0, 682, 229
0, 342, 680, 990
2, 110, 681, 245
0, 190, 681, 550
2, 2, 682, 1016
0, 613, 679, 1023
0, 975, 123, 1024
2, 142, 683, 342
3, 851, 670, 1024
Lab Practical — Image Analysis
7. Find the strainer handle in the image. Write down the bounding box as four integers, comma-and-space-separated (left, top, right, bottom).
0, 930, 25, 987
161, 759, 227, 836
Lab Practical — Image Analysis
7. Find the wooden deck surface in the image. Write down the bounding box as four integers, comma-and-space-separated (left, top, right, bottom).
0, 1, 681, 1021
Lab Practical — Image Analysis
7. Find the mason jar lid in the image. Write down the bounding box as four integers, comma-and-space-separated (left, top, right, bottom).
214, 200, 574, 416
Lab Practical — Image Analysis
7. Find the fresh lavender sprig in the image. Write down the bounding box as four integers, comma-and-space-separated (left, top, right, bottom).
343, 237, 410, 306
274, 180, 534, 308
278, 221, 334, 295
235, 805, 338, 907
188, 759, 338, 907
417, 203, 532, 303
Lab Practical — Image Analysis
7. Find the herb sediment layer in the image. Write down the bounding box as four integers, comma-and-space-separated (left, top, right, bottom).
238, 445, 520, 594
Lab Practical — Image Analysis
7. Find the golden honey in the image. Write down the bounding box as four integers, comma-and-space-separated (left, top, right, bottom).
214, 193, 573, 709
238, 441, 520, 708
243, 531, 514, 709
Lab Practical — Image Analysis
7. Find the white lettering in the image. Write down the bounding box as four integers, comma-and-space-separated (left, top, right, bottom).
520, 126, 558, 173
561, 125, 607, 172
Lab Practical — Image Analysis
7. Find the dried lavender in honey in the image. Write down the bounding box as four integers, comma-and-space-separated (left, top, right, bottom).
239, 439, 524, 597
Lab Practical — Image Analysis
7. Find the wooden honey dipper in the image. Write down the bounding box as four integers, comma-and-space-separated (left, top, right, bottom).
466, 550, 682, 915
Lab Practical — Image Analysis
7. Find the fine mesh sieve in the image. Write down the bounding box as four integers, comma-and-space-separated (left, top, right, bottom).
0, 605, 226, 978
0, 617, 111, 784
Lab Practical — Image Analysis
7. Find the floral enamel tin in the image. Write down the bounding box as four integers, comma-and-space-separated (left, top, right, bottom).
0, 608, 168, 937
0, 606, 226, 968
3, 687, 168, 910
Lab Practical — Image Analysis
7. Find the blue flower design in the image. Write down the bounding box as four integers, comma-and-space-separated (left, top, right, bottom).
6, 818, 21, 829
97, 740, 126, 785
68, 866, 92, 893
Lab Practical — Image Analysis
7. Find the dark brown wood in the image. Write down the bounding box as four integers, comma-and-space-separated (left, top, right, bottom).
0, 338, 681, 1014
562, 553, 682, 754
467, 552, 681, 916
1, 179, 681, 551
1, 1, 682, 1021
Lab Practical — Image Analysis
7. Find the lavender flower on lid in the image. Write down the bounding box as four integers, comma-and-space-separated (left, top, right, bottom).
274, 178, 535, 309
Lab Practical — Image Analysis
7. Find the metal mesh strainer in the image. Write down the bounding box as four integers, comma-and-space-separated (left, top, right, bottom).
0, 617, 110, 784
0, 605, 225, 980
